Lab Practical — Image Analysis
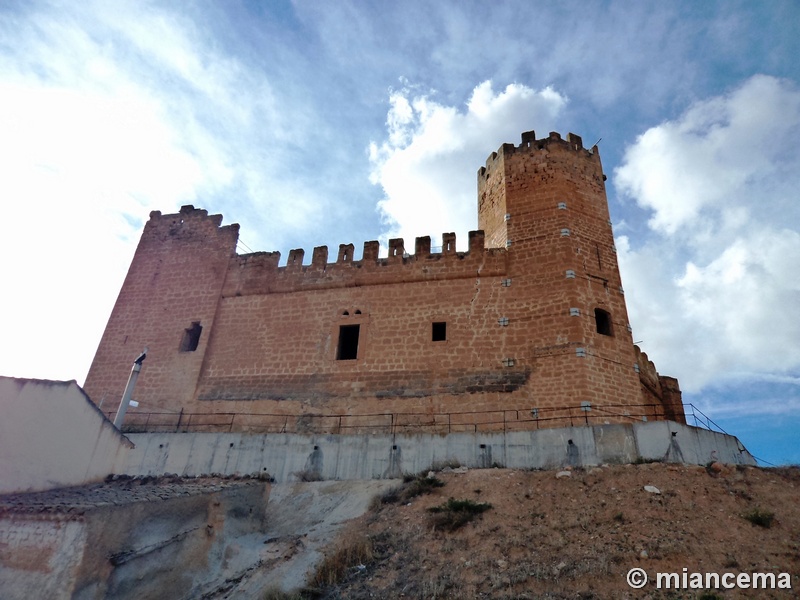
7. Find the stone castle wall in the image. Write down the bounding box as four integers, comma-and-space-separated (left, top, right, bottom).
84, 131, 683, 433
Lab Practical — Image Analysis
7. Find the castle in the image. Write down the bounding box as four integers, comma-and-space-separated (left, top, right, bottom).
84, 130, 684, 434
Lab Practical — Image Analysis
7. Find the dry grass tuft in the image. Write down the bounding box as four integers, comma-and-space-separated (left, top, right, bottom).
375, 474, 445, 508
310, 533, 374, 589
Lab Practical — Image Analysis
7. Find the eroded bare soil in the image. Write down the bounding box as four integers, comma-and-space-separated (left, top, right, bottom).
315, 464, 800, 599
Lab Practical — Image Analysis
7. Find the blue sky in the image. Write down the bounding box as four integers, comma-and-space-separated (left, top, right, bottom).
1, 1, 798, 465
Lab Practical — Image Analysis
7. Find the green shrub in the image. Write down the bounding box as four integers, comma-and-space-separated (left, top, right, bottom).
375, 485, 402, 506
633, 456, 662, 464
742, 507, 775, 528
382, 474, 445, 505
404, 475, 444, 498
428, 498, 492, 531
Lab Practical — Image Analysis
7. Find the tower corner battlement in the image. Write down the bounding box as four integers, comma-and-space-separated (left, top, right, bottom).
141, 204, 240, 250
478, 130, 597, 179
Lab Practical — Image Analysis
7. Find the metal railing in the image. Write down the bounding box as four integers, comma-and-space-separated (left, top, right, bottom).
682, 403, 729, 435
105, 401, 706, 435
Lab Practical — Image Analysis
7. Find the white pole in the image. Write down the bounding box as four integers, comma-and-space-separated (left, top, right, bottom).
113, 348, 147, 429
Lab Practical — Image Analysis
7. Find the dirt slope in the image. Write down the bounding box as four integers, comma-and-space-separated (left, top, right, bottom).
209, 480, 399, 598
314, 464, 799, 599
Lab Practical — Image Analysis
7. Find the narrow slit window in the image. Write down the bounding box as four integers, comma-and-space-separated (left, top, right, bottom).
337, 324, 360, 360
432, 322, 447, 342
594, 309, 613, 336
180, 322, 202, 352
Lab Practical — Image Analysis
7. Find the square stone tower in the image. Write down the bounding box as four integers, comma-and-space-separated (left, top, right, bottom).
478, 131, 644, 418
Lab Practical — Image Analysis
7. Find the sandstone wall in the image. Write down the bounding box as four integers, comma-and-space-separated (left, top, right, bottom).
83, 131, 683, 432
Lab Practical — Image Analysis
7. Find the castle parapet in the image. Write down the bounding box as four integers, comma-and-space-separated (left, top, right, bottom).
142, 205, 239, 251
363, 241, 379, 262
286, 248, 304, 271
469, 230, 484, 253
478, 130, 595, 179
311, 246, 328, 269
223, 230, 505, 296
388, 238, 405, 261
337, 243, 354, 262
635, 346, 685, 423
442, 232, 456, 254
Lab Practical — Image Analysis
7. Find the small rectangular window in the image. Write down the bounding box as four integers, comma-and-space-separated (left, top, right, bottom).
180, 322, 202, 352
595, 309, 613, 336
337, 324, 360, 360
432, 322, 447, 342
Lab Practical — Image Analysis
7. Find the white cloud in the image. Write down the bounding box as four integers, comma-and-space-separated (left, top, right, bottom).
0, 2, 319, 384
369, 81, 566, 249
615, 75, 800, 392
700, 393, 800, 419
616, 74, 800, 239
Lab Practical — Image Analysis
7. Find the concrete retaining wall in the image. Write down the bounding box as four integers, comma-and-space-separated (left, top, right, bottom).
0, 377, 132, 493
124, 421, 755, 482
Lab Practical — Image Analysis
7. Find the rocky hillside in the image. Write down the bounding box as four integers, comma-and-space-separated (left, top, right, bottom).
306, 463, 799, 599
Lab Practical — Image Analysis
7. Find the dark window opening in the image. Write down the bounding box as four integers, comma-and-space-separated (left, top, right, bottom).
432, 322, 447, 342
180, 322, 202, 352
337, 324, 360, 360
594, 309, 613, 336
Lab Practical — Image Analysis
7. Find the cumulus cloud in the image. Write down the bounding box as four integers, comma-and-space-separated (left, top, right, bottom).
369, 81, 566, 250
616, 75, 800, 239
614, 75, 800, 393
0, 2, 319, 382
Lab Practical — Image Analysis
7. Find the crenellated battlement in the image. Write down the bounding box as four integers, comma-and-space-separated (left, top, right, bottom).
138, 206, 508, 297
143, 205, 240, 249
478, 130, 596, 178
477, 130, 607, 250
222, 230, 506, 296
